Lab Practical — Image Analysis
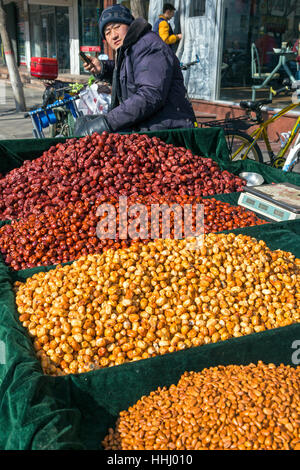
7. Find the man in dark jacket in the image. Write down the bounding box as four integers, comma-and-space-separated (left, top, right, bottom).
74, 4, 196, 136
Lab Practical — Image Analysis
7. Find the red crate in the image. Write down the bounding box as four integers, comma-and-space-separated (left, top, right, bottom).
30, 57, 58, 80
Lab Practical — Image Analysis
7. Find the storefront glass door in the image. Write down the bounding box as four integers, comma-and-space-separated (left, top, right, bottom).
29, 4, 70, 73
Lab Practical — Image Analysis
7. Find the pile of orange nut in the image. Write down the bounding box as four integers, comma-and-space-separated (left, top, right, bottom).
15, 233, 299, 376
103, 362, 300, 450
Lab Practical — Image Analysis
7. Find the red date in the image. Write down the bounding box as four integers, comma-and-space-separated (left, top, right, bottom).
0, 132, 246, 221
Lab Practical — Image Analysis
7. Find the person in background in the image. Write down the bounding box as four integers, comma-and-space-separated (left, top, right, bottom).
74, 4, 196, 136
153, 3, 182, 49
255, 27, 277, 71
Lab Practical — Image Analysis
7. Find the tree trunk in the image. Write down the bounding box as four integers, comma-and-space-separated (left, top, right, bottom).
130, 0, 147, 19
0, 0, 26, 112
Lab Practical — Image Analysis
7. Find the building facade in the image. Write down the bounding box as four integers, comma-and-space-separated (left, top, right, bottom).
148, 0, 300, 136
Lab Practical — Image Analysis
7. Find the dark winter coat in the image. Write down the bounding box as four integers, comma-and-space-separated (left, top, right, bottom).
97, 18, 196, 132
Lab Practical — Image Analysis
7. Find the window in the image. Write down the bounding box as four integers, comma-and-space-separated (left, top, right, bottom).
219, 0, 300, 108
79, 0, 103, 47
78, 0, 104, 72
29, 5, 70, 72
189, 0, 206, 18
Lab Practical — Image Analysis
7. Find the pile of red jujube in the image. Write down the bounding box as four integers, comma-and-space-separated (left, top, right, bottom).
0, 132, 246, 221
0, 193, 266, 271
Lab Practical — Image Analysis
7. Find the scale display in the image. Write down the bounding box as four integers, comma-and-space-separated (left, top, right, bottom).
238, 183, 300, 222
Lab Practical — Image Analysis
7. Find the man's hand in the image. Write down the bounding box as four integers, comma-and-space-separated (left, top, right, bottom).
177, 34, 182, 40
74, 115, 111, 137
82, 56, 103, 75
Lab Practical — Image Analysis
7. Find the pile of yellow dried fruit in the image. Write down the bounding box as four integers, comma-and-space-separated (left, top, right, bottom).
102, 361, 300, 450
15, 232, 300, 376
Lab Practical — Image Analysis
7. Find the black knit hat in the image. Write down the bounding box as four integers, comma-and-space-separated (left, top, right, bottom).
99, 4, 134, 39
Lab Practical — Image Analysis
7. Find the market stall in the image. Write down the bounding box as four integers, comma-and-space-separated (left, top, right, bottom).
0, 128, 299, 450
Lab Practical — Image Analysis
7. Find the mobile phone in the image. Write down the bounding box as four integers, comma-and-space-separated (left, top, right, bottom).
79, 51, 92, 65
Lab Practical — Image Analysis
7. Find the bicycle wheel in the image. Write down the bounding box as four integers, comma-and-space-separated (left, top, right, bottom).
224, 130, 263, 163
50, 108, 71, 137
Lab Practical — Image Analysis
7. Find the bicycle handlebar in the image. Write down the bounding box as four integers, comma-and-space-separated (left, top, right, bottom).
270, 84, 290, 97
180, 54, 200, 70
270, 78, 300, 97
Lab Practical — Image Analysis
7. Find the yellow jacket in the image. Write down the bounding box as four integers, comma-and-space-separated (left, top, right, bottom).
158, 15, 179, 45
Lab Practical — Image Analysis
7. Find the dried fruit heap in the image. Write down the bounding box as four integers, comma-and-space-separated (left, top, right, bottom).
0, 194, 265, 270
102, 362, 300, 450
15, 233, 299, 376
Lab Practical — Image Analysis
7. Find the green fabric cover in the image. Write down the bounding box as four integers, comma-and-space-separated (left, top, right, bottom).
0, 128, 300, 450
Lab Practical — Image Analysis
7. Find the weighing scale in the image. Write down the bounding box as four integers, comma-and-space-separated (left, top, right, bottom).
238, 183, 300, 222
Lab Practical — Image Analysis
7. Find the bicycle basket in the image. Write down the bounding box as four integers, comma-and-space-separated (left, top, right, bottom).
200, 116, 253, 131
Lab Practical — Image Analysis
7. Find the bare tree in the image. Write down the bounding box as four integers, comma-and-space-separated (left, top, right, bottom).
130, 0, 148, 19
0, 0, 26, 111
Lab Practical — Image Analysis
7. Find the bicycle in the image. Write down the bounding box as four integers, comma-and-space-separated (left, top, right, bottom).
200, 80, 300, 172
24, 79, 84, 138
